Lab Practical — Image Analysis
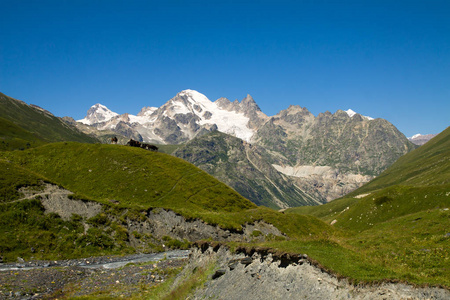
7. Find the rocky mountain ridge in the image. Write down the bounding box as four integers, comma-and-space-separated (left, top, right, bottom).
75, 89, 416, 206
77, 90, 268, 144
173, 131, 319, 208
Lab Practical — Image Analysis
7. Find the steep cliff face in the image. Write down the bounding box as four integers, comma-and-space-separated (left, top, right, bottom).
252, 106, 416, 202
173, 131, 318, 209
254, 106, 415, 176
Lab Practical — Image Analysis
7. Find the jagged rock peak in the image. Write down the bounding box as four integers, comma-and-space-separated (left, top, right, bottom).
334, 109, 351, 118
241, 94, 262, 112
215, 97, 234, 110
277, 105, 312, 117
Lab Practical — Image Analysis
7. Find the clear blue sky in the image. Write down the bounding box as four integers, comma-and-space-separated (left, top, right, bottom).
1, 0, 449, 137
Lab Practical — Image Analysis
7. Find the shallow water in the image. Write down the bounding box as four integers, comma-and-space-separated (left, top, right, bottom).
0, 249, 190, 271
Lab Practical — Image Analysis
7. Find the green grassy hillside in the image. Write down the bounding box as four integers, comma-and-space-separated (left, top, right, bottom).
287, 127, 450, 286
1, 142, 334, 262
4, 143, 255, 227
2, 142, 331, 234
0, 92, 98, 150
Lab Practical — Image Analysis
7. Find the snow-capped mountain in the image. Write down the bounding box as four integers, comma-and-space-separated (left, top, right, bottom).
78, 90, 380, 145
77, 90, 268, 144
408, 133, 437, 145
78, 104, 119, 125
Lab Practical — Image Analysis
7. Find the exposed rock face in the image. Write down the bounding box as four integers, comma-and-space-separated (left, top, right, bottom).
252, 106, 416, 202
20, 183, 284, 248
254, 106, 416, 176
173, 131, 319, 208
125, 208, 284, 244
272, 165, 373, 202
184, 245, 450, 300
18, 183, 102, 220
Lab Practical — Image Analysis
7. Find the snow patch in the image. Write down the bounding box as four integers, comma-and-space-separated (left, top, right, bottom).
344, 109, 374, 120
174, 90, 255, 142
409, 133, 423, 139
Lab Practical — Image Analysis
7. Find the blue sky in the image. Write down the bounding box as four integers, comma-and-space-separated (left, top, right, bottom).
1, 0, 449, 137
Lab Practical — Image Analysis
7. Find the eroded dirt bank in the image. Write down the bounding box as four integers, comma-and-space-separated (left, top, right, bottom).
184, 244, 450, 300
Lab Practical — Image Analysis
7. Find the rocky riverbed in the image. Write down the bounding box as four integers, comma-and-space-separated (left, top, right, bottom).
0, 250, 188, 299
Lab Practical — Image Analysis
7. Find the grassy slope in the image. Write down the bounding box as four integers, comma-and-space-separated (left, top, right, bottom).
2, 142, 330, 236
286, 127, 450, 286
0, 117, 47, 151
1, 142, 334, 263
0, 92, 98, 150
0, 159, 135, 261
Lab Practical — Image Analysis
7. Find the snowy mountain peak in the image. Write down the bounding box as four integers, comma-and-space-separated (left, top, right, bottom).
345, 109, 357, 117
408, 133, 437, 145
410, 133, 423, 139
344, 109, 374, 120
169, 89, 255, 142
78, 103, 118, 125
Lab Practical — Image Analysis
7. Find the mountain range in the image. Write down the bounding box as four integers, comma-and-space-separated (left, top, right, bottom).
1, 89, 449, 294
74, 90, 416, 207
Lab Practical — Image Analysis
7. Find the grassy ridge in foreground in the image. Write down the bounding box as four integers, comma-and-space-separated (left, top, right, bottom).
4, 142, 255, 228
3, 138, 449, 287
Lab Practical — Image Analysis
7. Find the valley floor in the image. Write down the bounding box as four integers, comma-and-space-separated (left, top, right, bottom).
2, 247, 449, 300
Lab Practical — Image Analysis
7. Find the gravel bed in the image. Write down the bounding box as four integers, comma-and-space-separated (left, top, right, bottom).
0, 252, 188, 299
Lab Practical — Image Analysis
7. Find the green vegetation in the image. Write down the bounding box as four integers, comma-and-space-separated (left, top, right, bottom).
154, 260, 217, 300
0, 142, 333, 265
0, 117, 46, 151
0, 159, 44, 203
3, 142, 257, 229
0, 199, 133, 261
0, 92, 98, 150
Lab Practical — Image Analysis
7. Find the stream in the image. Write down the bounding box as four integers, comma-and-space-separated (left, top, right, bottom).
0, 249, 190, 271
